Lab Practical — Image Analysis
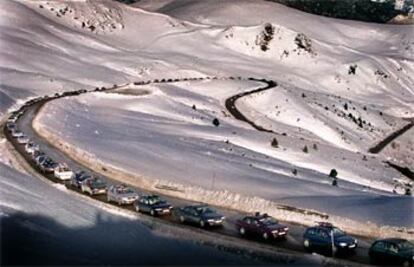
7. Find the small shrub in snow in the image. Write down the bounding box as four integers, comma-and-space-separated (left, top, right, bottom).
294, 33, 313, 54
332, 178, 338, 187
405, 188, 412, 196
329, 169, 338, 178
271, 137, 279, 148
258, 23, 275, 52
302, 93, 306, 98
212, 118, 220, 127
302, 145, 308, 153
292, 169, 298, 176
348, 65, 357, 75
312, 143, 318, 150
344, 103, 348, 110
192, 104, 197, 110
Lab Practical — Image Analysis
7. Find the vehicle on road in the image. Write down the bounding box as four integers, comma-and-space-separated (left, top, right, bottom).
25, 142, 39, 155
6, 122, 16, 132
107, 184, 138, 205
34, 154, 47, 166
53, 163, 74, 181
303, 222, 357, 256
134, 195, 172, 216
7, 116, 18, 124
32, 150, 45, 162
369, 238, 414, 266
16, 135, 30, 144
39, 157, 58, 173
70, 171, 92, 188
11, 129, 24, 138
236, 212, 289, 240
81, 177, 107, 195
175, 204, 225, 228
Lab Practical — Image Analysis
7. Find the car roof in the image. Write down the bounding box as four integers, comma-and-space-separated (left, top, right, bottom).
376, 238, 408, 244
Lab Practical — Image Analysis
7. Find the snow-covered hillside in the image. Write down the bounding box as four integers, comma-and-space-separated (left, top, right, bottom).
1, 0, 413, 234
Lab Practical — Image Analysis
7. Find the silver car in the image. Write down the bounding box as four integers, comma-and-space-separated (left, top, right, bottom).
25, 142, 39, 155
17, 135, 30, 144
107, 184, 139, 205
11, 129, 24, 138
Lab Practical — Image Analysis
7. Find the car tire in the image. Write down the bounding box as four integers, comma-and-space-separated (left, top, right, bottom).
239, 227, 246, 235
179, 215, 185, 223
200, 220, 205, 228
262, 232, 269, 240
150, 209, 155, 216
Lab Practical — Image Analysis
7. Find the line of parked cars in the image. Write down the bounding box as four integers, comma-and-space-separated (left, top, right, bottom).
5, 101, 413, 267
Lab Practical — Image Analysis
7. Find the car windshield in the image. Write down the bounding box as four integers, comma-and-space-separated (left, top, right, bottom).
118, 187, 134, 194
148, 196, 162, 205
332, 227, 346, 237
91, 179, 105, 187
196, 206, 214, 214
398, 241, 414, 250
259, 217, 278, 226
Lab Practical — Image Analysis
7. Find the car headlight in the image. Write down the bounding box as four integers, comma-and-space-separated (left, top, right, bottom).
338, 242, 348, 247
155, 208, 163, 211
272, 230, 279, 233
354, 239, 358, 244
284, 227, 289, 231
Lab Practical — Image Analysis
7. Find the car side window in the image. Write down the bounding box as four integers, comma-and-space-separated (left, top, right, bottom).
385, 243, 399, 254
373, 241, 385, 251
307, 228, 315, 236
319, 229, 329, 240
244, 218, 251, 224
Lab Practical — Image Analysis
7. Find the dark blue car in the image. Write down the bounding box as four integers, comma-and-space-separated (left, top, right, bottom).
175, 204, 225, 228
303, 222, 357, 256
70, 171, 91, 188
369, 238, 414, 266
134, 195, 172, 216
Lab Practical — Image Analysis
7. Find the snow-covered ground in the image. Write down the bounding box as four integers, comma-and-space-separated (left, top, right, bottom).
1, 0, 413, 237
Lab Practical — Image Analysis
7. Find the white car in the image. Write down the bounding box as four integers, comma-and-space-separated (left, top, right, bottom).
17, 135, 30, 144
107, 184, 139, 205
54, 164, 74, 181
7, 117, 18, 124
25, 142, 39, 155
11, 129, 24, 138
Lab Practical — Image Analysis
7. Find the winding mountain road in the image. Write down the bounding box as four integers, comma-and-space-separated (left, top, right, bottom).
4, 76, 404, 266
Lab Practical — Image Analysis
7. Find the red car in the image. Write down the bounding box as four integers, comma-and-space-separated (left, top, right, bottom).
236, 212, 289, 240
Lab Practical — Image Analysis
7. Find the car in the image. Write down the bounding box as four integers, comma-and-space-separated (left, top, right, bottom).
134, 195, 172, 216
16, 135, 30, 144
303, 222, 357, 255
39, 158, 58, 173
25, 142, 39, 155
80, 177, 107, 195
6, 122, 16, 132
369, 238, 414, 266
31, 150, 45, 162
107, 184, 139, 205
176, 204, 225, 228
70, 171, 92, 188
53, 163, 74, 181
236, 212, 289, 240
11, 129, 24, 138
7, 116, 18, 124
34, 154, 47, 166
